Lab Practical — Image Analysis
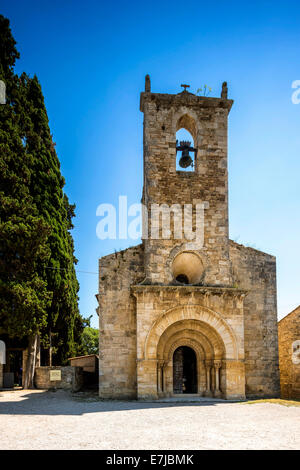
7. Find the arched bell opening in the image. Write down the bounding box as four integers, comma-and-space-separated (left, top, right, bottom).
175, 114, 198, 172
176, 128, 196, 172
173, 346, 197, 394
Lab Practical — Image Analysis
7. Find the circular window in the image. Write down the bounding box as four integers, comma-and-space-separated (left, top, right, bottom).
172, 252, 203, 285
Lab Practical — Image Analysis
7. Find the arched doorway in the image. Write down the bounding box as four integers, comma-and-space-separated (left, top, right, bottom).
173, 346, 197, 394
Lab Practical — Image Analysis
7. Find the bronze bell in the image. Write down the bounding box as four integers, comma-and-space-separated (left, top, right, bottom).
178, 141, 193, 168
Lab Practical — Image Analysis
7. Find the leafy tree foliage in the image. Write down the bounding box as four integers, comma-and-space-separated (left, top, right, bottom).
78, 327, 99, 356
19, 73, 84, 364
0, 15, 84, 382
0, 16, 51, 343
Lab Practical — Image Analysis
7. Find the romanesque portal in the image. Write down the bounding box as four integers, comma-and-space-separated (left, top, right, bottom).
97, 77, 280, 400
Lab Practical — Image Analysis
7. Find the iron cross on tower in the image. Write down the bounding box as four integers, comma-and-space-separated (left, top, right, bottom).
181, 84, 190, 91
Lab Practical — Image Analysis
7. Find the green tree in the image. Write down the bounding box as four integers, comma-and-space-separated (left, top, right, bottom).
19, 73, 84, 365
0, 15, 52, 387
0, 15, 84, 385
79, 327, 99, 356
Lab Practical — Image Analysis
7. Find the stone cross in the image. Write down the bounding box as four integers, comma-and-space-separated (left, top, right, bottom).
145, 75, 151, 93
181, 84, 190, 92
221, 81, 228, 99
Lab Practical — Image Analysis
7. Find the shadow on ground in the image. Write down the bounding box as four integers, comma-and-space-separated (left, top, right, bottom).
0, 389, 241, 416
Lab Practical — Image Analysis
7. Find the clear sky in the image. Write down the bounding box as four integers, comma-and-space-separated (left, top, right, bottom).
2, 0, 300, 326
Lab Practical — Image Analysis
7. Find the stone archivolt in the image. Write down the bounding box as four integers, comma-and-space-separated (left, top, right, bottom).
141, 304, 239, 398
144, 305, 238, 361
156, 324, 225, 397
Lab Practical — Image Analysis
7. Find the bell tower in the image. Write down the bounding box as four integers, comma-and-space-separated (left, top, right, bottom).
140, 76, 234, 286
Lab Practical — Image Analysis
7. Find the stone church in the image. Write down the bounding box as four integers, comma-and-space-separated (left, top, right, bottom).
97, 76, 280, 400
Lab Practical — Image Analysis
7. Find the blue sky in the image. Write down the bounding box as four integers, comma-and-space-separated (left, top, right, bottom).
2, 0, 300, 326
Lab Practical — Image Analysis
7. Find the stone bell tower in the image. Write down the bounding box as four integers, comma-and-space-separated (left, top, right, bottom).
97, 76, 280, 401
140, 76, 233, 287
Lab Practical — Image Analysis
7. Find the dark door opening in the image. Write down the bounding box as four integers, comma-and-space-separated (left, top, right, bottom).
5, 350, 23, 387
173, 346, 197, 394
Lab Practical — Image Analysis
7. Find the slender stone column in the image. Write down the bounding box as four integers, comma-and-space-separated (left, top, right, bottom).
157, 360, 165, 395
214, 360, 222, 397
199, 360, 204, 395
157, 363, 160, 393
164, 360, 173, 396
205, 360, 212, 397
160, 362, 164, 393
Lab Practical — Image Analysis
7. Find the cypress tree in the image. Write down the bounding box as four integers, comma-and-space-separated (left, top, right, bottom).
22, 74, 84, 365
0, 16, 51, 387
0, 15, 84, 386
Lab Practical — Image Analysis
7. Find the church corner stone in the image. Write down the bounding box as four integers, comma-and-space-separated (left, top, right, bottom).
278, 306, 300, 400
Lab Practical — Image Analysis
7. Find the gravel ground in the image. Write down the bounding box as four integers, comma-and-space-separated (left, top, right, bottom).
0, 389, 299, 450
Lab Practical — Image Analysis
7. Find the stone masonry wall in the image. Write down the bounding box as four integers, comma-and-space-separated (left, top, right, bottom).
278, 307, 300, 399
229, 240, 280, 398
98, 244, 145, 398
34, 366, 83, 392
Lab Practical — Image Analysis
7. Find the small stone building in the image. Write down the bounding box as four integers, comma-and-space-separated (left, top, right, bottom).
278, 306, 300, 399
97, 77, 280, 400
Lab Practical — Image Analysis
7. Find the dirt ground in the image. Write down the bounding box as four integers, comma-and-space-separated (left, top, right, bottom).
0, 389, 299, 450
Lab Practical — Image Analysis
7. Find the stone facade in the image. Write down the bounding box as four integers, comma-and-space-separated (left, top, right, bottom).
98, 245, 144, 399
97, 77, 280, 400
278, 306, 300, 399
229, 241, 279, 397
